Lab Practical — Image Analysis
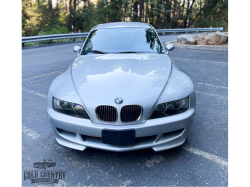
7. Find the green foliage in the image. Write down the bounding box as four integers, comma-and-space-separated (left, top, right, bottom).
25, 26, 72, 47
194, 0, 228, 31
22, 0, 40, 36
38, 26, 72, 45
22, 0, 228, 38
38, 26, 70, 35
74, 2, 96, 32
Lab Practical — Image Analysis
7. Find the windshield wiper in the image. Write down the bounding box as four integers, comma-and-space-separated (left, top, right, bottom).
83, 50, 108, 54
115, 51, 144, 54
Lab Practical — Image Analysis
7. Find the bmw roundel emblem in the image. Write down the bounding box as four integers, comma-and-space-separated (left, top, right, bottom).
115, 97, 123, 104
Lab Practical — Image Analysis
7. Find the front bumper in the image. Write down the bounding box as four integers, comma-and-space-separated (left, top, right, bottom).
47, 93, 196, 152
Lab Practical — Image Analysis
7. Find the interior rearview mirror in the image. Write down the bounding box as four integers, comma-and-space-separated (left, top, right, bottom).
73, 46, 81, 56
165, 44, 175, 54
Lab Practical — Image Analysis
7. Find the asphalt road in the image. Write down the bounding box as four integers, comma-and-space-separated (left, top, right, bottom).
22, 34, 228, 186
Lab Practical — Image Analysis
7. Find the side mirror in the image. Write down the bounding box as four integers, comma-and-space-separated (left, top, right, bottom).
165, 44, 175, 54
73, 46, 81, 56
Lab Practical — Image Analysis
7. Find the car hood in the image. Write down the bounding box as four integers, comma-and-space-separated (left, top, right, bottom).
71, 53, 172, 123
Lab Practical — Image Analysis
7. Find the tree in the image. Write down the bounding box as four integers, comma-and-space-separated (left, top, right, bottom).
22, 0, 228, 36
133, 1, 139, 21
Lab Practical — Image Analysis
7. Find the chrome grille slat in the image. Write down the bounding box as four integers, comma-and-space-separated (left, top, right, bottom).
96, 105, 117, 123
121, 105, 143, 123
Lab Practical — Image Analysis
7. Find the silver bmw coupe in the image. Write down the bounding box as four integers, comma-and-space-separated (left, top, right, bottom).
47, 22, 196, 152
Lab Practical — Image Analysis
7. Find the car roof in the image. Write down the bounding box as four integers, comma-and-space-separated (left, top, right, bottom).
93, 22, 151, 30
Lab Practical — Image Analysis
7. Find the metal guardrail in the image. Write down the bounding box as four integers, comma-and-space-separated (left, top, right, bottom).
156, 27, 223, 35
22, 33, 89, 43
22, 27, 223, 44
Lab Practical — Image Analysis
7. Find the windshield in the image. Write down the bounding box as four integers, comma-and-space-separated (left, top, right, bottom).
81, 27, 164, 55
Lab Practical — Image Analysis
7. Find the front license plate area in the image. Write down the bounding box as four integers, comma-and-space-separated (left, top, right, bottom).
102, 129, 135, 146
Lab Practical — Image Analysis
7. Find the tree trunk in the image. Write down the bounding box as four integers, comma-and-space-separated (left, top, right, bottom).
69, 0, 73, 31
123, 2, 126, 22
149, 1, 154, 25
181, 0, 186, 19
145, 1, 148, 23
176, 1, 180, 28
65, 0, 68, 14
164, 0, 171, 28
142, 1, 144, 22
133, 1, 138, 21
56, 0, 59, 17
156, 0, 162, 29
171, 0, 177, 28
181, 0, 186, 27
189, 10, 201, 27
74, 0, 77, 10
187, 0, 196, 27
199, 0, 202, 19
183, 0, 190, 28
139, 0, 144, 22
48, 0, 52, 9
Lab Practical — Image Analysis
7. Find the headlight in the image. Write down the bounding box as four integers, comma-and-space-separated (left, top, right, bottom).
149, 96, 189, 119
52, 97, 90, 119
